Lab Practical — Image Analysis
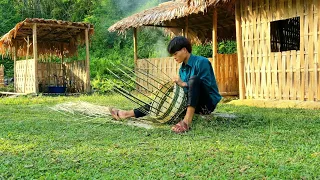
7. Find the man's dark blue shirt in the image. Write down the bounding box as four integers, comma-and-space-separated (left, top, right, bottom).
179, 54, 222, 105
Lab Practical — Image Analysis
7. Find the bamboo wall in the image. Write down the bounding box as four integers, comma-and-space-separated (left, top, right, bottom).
136, 54, 239, 96
212, 54, 239, 96
15, 60, 86, 93
239, 0, 320, 101
15, 59, 36, 93
38, 60, 86, 93
64, 60, 87, 93
0, 64, 4, 87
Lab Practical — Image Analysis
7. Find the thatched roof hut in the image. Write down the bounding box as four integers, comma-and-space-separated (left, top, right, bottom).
108, 0, 235, 43
0, 18, 94, 59
0, 18, 94, 94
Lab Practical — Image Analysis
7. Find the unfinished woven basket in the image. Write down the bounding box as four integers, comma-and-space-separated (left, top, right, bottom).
149, 82, 187, 123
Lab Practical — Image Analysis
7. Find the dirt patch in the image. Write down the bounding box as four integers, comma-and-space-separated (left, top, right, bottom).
228, 99, 320, 110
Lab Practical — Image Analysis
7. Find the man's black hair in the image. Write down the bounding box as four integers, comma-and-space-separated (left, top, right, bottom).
167, 36, 192, 55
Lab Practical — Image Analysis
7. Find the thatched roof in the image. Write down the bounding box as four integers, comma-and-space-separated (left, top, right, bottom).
0, 18, 94, 59
108, 0, 235, 43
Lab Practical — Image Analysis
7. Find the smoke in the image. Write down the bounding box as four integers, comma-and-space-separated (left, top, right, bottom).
114, 0, 171, 58
153, 38, 169, 58
114, 0, 170, 16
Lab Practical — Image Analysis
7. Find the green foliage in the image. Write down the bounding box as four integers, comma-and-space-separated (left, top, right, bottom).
192, 43, 213, 58
0, 0, 20, 35
0, 84, 14, 92
218, 40, 237, 54
0, 58, 13, 78
192, 40, 237, 58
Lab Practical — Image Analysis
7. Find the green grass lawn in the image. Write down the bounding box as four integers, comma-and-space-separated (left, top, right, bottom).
0, 94, 319, 179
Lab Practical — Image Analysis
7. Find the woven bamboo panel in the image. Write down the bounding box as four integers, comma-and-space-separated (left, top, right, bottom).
136, 55, 239, 96
0, 64, 4, 87
15, 59, 36, 93
239, 0, 320, 101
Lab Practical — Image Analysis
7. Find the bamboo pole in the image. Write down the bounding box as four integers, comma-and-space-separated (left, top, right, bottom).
185, 16, 189, 38
133, 27, 139, 91
85, 28, 91, 93
13, 42, 17, 92
32, 23, 39, 94
133, 28, 138, 64
61, 44, 65, 89
23, 22, 91, 30
212, 8, 218, 73
318, 0, 320, 100
236, 1, 245, 99
24, 36, 30, 93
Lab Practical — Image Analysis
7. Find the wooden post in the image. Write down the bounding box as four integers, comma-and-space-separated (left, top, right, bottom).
185, 16, 189, 38
33, 23, 39, 94
61, 44, 65, 89
236, 1, 245, 99
133, 28, 138, 64
212, 8, 218, 74
0, 64, 4, 88
24, 36, 30, 93
13, 42, 17, 92
85, 28, 91, 93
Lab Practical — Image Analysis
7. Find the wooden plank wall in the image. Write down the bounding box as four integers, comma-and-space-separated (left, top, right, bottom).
65, 60, 86, 93
212, 54, 239, 96
38, 62, 63, 86
240, 0, 320, 101
136, 54, 239, 96
15, 59, 36, 93
0, 64, 4, 87
38, 60, 86, 93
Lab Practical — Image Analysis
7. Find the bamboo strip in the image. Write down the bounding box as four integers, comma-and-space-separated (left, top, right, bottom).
299, 0, 305, 100
287, 51, 292, 99
288, 0, 293, 17
291, 51, 297, 99
243, 0, 249, 98
318, 0, 320, 100
253, 0, 259, 98
308, 2, 314, 101
257, 0, 263, 98
280, 0, 285, 19
281, 53, 286, 99
314, 0, 319, 101
276, 53, 281, 99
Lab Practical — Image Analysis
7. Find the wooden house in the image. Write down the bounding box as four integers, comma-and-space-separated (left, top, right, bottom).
0, 18, 94, 94
110, 0, 320, 102
234, 0, 320, 101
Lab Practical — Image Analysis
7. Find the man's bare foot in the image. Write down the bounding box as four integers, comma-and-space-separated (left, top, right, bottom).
109, 107, 121, 120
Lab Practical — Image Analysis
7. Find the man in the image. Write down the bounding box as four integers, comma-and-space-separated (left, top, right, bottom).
109, 36, 221, 133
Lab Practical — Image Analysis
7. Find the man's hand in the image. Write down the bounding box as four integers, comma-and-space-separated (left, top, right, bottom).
173, 76, 187, 87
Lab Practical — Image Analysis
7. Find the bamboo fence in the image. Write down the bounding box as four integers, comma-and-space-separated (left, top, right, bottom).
0, 64, 4, 87
136, 54, 239, 96
239, 0, 320, 101
15, 60, 86, 93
